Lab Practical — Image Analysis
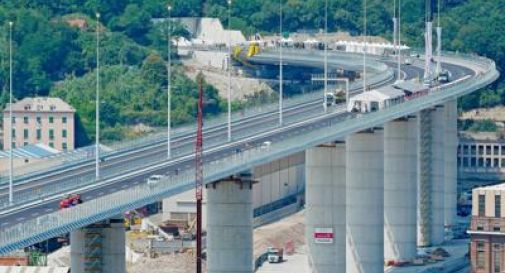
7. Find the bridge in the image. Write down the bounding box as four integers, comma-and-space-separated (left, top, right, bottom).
0, 33, 500, 273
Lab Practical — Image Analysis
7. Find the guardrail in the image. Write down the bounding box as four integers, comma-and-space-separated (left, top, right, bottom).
0, 50, 391, 185
0, 51, 498, 254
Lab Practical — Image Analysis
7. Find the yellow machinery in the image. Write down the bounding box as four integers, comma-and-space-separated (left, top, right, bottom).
246, 42, 260, 57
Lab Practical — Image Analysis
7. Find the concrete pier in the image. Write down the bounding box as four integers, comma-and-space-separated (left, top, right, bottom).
444, 100, 458, 230
431, 106, 446, 245
346, 129, 384, 273
384, 118, 418, 262
70, 217, 126, 273
206, 175, 254, 273
305, 142, 346, 272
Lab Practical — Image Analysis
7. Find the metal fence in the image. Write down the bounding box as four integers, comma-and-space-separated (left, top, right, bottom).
0, 51, 498, 254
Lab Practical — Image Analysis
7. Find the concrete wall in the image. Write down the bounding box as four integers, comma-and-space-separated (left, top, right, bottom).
162, 152, 305, 227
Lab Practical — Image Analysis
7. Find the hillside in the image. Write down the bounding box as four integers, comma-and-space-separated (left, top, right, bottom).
0, 0, 503, 143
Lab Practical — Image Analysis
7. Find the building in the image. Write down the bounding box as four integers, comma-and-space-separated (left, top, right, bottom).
458, 132, 505, 193
2, 97, 75, 151
469, 184, 505, 273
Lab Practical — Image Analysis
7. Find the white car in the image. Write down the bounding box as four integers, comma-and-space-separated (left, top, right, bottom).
147, 175, 164, 185
260, 141, 272, 149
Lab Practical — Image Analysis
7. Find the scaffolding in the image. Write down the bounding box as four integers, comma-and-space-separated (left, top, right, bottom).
418, 109, 433, 246
84, 228, 103, 273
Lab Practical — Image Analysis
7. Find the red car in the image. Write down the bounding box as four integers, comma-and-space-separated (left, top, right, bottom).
59, 194, 83, 209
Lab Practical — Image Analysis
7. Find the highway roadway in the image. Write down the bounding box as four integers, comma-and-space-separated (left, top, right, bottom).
0, 52, 474, 231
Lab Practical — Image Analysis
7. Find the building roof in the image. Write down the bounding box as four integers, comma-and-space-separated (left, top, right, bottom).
3, 97, 75, 113
375, 86, 405, 98
477, 183, 505, 191
393, 81, 428, 93
0, 143, 60, 159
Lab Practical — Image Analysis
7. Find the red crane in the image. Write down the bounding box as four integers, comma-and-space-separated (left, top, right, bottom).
195, 76, 204, 273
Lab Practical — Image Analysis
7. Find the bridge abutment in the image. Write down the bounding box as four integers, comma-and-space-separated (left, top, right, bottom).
206, 175, 254, 273
70, 216, 126, 273
346, 129, 384, 273
305, 142, 346, 272
384, 118, 418, 263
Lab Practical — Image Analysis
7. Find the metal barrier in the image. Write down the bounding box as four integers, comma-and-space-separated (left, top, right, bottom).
0, 51, 498, 254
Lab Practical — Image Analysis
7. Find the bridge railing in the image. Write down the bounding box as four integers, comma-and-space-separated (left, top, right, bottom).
0, 51, 395, 187
0, 54, 499, 254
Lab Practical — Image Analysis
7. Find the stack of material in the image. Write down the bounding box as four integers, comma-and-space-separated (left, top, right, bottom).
0, 267, 69, 273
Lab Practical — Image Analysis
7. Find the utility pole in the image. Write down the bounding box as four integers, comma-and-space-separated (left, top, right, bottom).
195, 77, 204, 273
363, 0, 367, 92
436, 0, 442, 76
8, 21, 13, 205
279, 0, 284, 126
227, 0, 232, 141
423, 0, 434, 84
323, 0, 328, 112
167, 4, 172, 159
95, 12, 101, 180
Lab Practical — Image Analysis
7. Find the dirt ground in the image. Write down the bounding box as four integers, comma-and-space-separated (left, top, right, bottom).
127, 210, 306, 273
460, 106, 505, 122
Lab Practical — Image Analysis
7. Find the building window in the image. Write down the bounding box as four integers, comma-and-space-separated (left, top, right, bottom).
487, 145, 492, 155
494, 158, 500, 168
11, 117, 15, 124
479, 145, 484, 155
471, 145, 477, 155
23, 141, 28, 146
479, 195, 486, 216
496, 195, 501, 218
62, 117, 67, 124
495, 244, 501, 273
49, 142, 54, 148
62, 142, 68, 151
495, 145, 500, 155
471, 157, 477, 167
49, 129, 54, 140
36, 116, 41, 124
23, 129, 28, 139
477, 242, 486, 269
479, 158, 485, 167
62, 129, 67, 138
463, 145, 469, 155
494, 225, 501, 232
49, 116, 54, 124
486, 158, 492, 167
11, 142, 16, 149
502, 158, 505, 168
36, 129, 41, 140
11, 129, 15, 138
23, 116, 28, 124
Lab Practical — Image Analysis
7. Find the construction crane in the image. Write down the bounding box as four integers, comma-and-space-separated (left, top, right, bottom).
195, 75, 204, 273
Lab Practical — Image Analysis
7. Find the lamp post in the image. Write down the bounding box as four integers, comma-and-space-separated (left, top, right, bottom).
323, 0, 328, 112
363, 0, 367, 92
398, 0, 402, 80
95, 12, 100, 180
167, 4, 172, 158
279, 0, 284, 126
227, 0, 232, 141
8, 21, 13, 205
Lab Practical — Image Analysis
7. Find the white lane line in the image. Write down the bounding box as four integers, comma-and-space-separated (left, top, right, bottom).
31, 212, 39, 217
16, 217, 25, 222
98, 192, 104, 196
121, 185, 128, 189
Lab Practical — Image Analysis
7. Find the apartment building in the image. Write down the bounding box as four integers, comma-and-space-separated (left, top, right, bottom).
469, 184, 505, 273
2, 97, 75, 151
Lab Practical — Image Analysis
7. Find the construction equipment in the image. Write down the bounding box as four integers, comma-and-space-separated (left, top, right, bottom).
195, 75, 204, 273
267, 247, 284, 263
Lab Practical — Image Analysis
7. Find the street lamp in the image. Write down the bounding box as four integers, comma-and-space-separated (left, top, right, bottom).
323, 0, 328, 112
363, 0, 367, 92
227, 0, 232, 141
167, 4, 172, 158
8, 21, 13, 205
95, 12, 100, 180
398, 0, 402, 81
279, 0, 284, 126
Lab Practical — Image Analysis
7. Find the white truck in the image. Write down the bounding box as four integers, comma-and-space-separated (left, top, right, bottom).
267, 247, 284, 263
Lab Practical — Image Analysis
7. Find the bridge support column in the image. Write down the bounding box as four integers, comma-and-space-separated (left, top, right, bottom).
70, 216, 126, 273
346, 129, 384, 273
206, 175, 254, 273
305, 142, 346, 272
444, 100, 458, 232
384, 118, 418, 263
417, 107, 445, 247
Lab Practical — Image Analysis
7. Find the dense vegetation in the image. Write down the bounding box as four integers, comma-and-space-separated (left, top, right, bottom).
0, 0, 504, 143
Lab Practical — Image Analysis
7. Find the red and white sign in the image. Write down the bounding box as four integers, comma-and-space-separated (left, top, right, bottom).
314, 228, 333, 244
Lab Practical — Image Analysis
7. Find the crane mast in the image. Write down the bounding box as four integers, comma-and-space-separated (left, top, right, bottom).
195, 76, 204, 273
